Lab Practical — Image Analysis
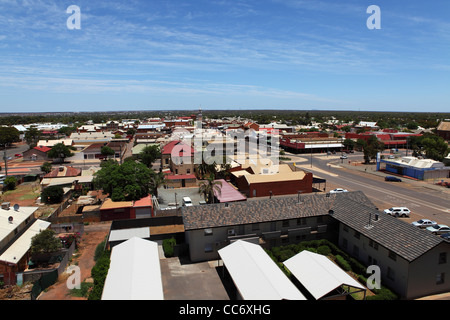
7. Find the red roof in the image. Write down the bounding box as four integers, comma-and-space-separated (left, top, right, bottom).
34, 146, 51, 153
133, 195, 153, 208
162, 140, 194, 156
166, 174, 197, 180
44, 166, 81, 178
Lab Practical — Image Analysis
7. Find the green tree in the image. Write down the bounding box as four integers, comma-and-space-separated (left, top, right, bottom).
41, 185, 64, 204
93, 159, 152, 201
198, 174, 222, 204
139, 144, 161, 168
40, 162, 53, 174
100, 146, 115, 160
47, 143, 75, 163
410, 133, 449, 162
30, 229, 62, 255
24, 126, 41, 147
343, 138, 355, 151
0, 127, 20, 148
362, 136, 385, 164
3, 176, 17, 191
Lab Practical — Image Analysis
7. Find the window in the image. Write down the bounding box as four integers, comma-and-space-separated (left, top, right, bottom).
187, 169, 190, 174
387, 267, 395, 281
317, 216, 323, 223
439, 252, 447, 264
354, 231, 360, 239
342, 238, 348, 250
353, 245, 359, 258
297, 218, 306, 226
251, 223, 259, 231
204, 228, 213, 236
204, 243, 213, 253
343, 225, 349, 232
436, 273, 445, 285
282, 220, 290, 228
388, 250, 397, 261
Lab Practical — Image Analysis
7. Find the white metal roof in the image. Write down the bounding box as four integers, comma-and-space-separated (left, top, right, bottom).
102, 237, 164, 300
218, 240, 306, 300
284, 250, 366, 300
108, 227, 150, 242
0, 206, 37, 243
0, 219, 51, 264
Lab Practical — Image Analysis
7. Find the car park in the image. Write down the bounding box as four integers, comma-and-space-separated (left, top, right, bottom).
426, 224, 450, 235
411, 219, 437, 228
383, 207, 410, 217
329, 188, 348, 194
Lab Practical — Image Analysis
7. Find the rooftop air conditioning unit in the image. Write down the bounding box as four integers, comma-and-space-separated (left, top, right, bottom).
1, 202, 11, 210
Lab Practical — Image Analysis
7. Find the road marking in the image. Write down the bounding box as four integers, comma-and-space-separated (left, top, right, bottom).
341, 175, 449, 213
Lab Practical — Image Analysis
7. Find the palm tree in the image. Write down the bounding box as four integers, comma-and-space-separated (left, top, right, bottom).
198, 174, 222, 204
149, 171, 166, 198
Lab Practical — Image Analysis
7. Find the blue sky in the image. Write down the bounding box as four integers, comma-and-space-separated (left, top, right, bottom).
0, 0, 449, 113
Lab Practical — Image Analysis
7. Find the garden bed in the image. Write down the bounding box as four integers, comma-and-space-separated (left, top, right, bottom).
265, 239, 398, 300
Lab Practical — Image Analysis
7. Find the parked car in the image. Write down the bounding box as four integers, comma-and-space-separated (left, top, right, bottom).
385, 176, 402, 182
329, 188, 348, 194
388, 155, 395, 159
182, 197, 193, 207
412, 219, 437, 228
340, 155, 348, 159
14, 153, 22, 157
383, 207, 410, 217
426, 224, 450, 235
441, 233, 450, 241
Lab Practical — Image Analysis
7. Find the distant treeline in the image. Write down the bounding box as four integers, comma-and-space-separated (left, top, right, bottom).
0, 109, 449, 129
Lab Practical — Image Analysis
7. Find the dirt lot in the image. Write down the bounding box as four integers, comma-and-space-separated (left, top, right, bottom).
37, 222, 110, 300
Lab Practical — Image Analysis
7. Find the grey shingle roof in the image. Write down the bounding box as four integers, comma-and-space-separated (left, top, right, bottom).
182, 190, 446, 262
181, 191, 374, 231
330, 195, 445, 262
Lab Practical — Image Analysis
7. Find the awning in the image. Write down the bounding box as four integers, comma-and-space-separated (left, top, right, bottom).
218, 240, 306, 300
284, 250, 366, 300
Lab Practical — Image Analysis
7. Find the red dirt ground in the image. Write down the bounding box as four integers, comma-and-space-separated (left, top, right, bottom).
37, 223, 110, 300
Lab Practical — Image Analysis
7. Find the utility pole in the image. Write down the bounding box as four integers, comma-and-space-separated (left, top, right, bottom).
3, 150, 8, 176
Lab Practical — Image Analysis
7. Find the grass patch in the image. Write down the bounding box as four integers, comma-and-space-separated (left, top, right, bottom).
70, 281, 94, 298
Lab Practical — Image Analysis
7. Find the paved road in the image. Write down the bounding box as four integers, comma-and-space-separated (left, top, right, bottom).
287, 151, 450, 227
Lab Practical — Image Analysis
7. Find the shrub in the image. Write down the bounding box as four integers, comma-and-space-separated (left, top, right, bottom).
41, 185, 64, 204
335, 255, 351, 271
88, 252, 110, 300
317, 245, 331, 256
163, 237, 176, 258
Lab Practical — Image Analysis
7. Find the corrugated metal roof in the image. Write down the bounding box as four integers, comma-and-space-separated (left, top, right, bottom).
102, 237, 164, 300
0, 219, 51, 264
218, 240, 306, 300
284, 250, 366, 300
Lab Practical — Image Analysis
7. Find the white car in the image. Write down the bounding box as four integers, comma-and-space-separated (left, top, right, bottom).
412, 219, 437, 228
329, 188, 348, 194
182, 197, 193, 206
426, 224, 450, 235
383, 207, 410, 217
